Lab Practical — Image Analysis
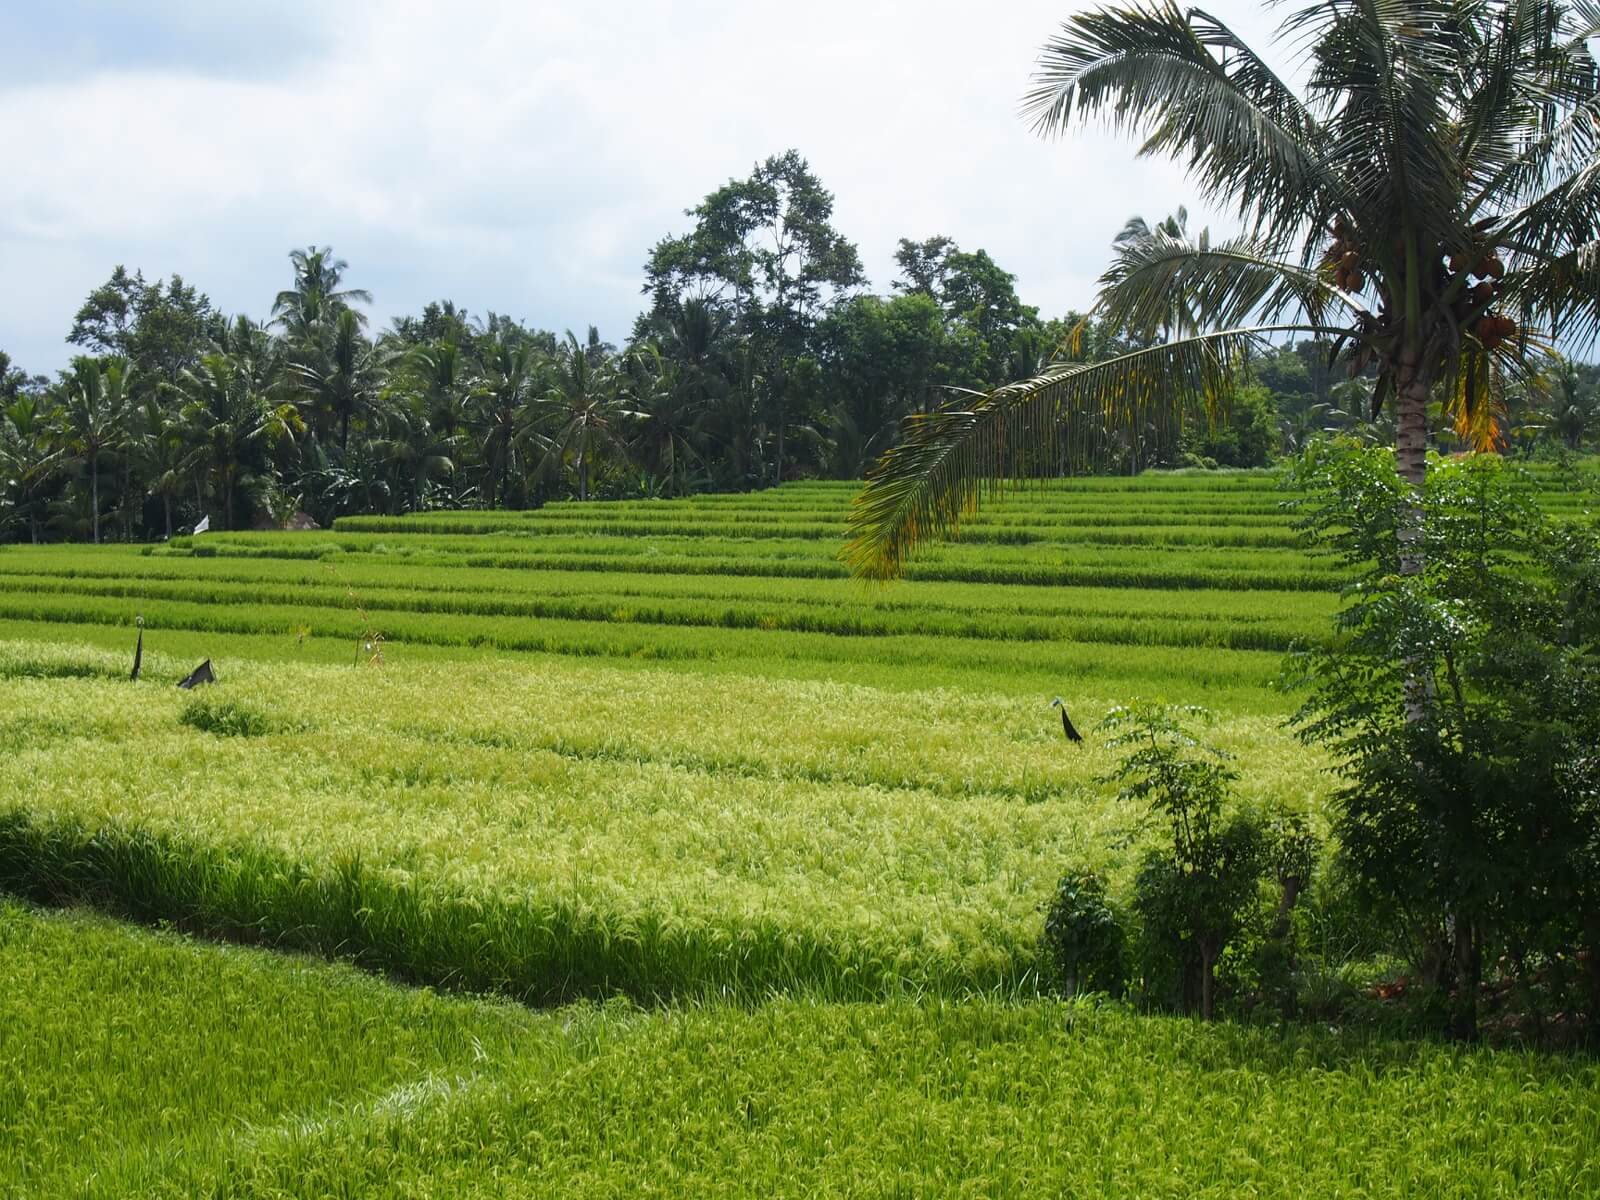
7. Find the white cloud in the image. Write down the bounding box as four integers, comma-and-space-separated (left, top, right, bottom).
0, 1, 1287, 372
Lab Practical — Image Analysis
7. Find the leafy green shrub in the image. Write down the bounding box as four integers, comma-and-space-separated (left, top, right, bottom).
1041, 870, 1125, 997
1288, 443, 1600, 1039
1100, 704, 1309, 1019
1131, 811, 1270, 1017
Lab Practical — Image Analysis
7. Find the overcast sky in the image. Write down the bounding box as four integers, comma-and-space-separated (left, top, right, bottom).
0, 1, 1287, 375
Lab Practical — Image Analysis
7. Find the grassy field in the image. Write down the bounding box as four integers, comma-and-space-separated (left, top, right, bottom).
5, 900, 1598, 1199
0, 898, 537, 1198
0, 475, 1343, 706
0, 640, 1320, 1002
4, 468, 1598, 1193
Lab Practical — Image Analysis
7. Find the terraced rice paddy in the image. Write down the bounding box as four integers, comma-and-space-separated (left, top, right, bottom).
4, 468, 1597, 1193
0, 475, 1351, 708
6, 900, 1599, 1199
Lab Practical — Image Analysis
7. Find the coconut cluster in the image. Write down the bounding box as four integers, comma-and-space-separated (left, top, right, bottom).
1447, 248, 1517, 351
1326, 215, 1365, 292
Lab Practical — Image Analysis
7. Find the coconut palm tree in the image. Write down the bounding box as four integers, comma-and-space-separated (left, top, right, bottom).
623, 344, 708, 498
292, 308, 379, 458
1540, 354, 1600, 447
533, 331, 640, 501
0, 395, 62, 544
177, 351, 296, 530
272, 246, 371, 342
1113, 207, 1205, 341
472, 335, 547, 508
56, 357, 136, 543
845, 1, 1600, 581
134, 395, 193, 540
394, 338, 476, 445
371, 391, 458, 513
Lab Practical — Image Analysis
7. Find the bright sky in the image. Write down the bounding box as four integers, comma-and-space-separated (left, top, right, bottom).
0, 1, 1286, 375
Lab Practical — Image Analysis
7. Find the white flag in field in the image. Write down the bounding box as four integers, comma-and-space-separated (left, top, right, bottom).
193, 515, 211, 535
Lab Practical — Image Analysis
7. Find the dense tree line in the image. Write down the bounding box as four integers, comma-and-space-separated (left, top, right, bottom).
4, 151, 1597, 541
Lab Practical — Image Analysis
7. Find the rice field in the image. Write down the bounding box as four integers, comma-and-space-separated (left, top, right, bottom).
4, 468, 1598, 1194
5, 900, 1598, 1199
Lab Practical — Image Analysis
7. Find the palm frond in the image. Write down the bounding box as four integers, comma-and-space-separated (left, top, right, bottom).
1456, 0, 1599, 212
1494, 153, 1600, 259
843, 327, 1301, 581
1510, 237, 1600, 346
1097, 227, 1355, 338
1023, 3, 1340, 243
1307, 1, 1462, 245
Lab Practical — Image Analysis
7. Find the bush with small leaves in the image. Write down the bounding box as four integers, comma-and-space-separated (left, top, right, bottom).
1041, 870, 1126, 998
1100, 703, 1304, 1019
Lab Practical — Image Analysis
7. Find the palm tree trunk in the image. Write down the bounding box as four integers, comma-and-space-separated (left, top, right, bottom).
578, 450, 588, 502
90, 452, 100, 544
1395, 365, 1433, 721
163, 494, 172, 541
1395, 365, 1429, 568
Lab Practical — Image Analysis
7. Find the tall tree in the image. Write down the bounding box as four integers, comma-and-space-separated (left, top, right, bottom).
892, 235, 960, 299
0, 351, 43, 404
67, 267, 145, 356
471, 334, 545, 508
891, 237, 1041, 390
68, 269, 217, 393
534, 331, 637, 501
56, 357, 136, 543
622, 344, 706, 498
292, 307, 380, 458
177, 348, 294, 531
1540, 353, 1599, 448
1113, 208, 1203, 341
847, 1, 1600, 587
134, 395, 191, 540
0, 395, 60, 544
272, 246, 371, 341
644, 150, 864, 482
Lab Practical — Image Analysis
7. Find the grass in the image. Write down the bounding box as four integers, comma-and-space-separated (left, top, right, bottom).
5, 911, 1595, 1199
0, 642, 1326, 1001
5, 467, 1600, 1194
202, 1001, 1599, 1198
0, 897, 537, 1199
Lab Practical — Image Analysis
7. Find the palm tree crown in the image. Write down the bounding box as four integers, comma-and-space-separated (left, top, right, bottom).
845, 0, 1600, 580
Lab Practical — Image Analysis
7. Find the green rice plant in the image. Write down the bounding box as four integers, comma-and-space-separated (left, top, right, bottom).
121, 999, 1600, 1199
179, 694, 302, 738
11, 902, 1595, 1198
0, 898, 537, 1198
0, 649, 1328, 1002
0, 567, 1332, 651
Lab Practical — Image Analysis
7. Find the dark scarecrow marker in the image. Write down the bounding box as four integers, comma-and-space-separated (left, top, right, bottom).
130, 616, 144, 682
1050, 697, 1083, 744
177, 659, 216, 690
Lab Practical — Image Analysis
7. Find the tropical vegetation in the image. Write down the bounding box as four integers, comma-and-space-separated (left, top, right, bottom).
6, 1, 1600, 1194
7, 131, 1599, 546
845, 0, 1600, 578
